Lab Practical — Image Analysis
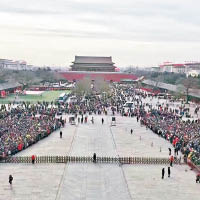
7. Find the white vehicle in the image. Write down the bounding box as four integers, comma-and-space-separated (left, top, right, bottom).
157, 93, 165, 99
67, 96, 77, 103
69, 116, 76, 125
59, 82, 68, 87
52, 83, 60, 88
123, 102, 134, 113
58, 93, 68, 103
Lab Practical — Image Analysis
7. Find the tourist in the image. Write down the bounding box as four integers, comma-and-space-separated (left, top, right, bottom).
84, 116, 87, 123
170, 155, 174, 167
168, 167, 171, 177
31, 155, 36, 164
9, 175, 13, 185
196, 174, 200, 183
91, 117, 94, 124
162, 168, 165, 179
93, 153, 96, 163
168, 148, 171, 156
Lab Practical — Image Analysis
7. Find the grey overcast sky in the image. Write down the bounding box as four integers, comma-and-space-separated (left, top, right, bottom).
0, 0, 200, 67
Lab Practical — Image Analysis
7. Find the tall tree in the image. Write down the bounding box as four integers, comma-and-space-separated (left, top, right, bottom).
182, 77, 198, 103
73, 78, 91, 97
94, 77, 110, 94
153, 75, 163, 92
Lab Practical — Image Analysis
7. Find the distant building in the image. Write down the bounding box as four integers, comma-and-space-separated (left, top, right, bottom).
185, 62, 200, 72
0, 58, 63, 71
159, 61, 200, 74
70, 56, 116, 72
159, 62, 186, 74
0, 59, 27, 70
171, 64, 186, 74
159, 63, 173, 73
61, 56, 140, 82
0, 59, 13, 69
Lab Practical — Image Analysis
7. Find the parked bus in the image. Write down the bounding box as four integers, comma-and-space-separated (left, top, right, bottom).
58, 92, 68, 103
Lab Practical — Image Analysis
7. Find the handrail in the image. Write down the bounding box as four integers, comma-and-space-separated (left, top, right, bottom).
0, 156, 181, 165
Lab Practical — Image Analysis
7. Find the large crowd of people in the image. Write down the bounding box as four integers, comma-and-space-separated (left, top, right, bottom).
66, 84, 200, 168
109, 84, 200, 166
1, 83, 200, 167
0, 103, 62, 158
140, 107, 200, 165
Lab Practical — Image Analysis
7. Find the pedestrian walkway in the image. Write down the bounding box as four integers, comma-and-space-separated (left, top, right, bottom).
0, 115, 200, 200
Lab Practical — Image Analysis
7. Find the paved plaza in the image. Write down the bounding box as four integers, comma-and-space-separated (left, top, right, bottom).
0, 108, 200, 199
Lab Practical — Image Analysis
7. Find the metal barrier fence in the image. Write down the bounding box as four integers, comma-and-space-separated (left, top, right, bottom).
0, 156, 181, 165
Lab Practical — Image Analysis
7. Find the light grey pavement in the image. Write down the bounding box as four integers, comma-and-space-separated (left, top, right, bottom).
0, 114, 200, 200
109, 115, 175, 157
124, 164, 200, 200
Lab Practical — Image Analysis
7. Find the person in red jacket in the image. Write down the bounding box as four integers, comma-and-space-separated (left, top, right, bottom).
170, 155, 174, 167
31, 155, 36, 164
